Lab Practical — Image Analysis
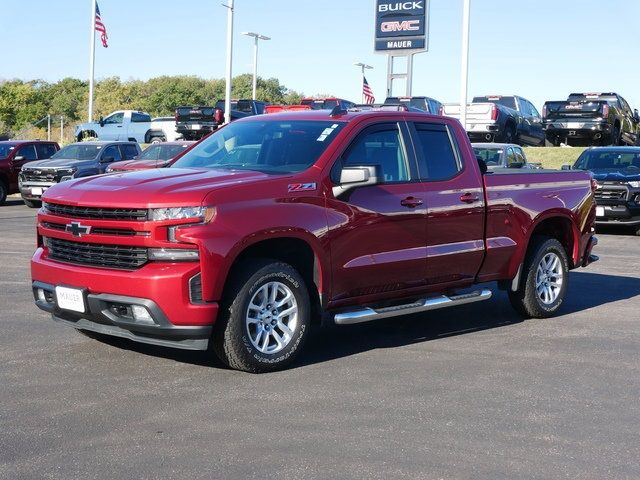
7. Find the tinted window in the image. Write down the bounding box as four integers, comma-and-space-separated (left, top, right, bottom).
473, 96, 517, 110
16, 145, 37, 160
36, 143, 57, 159
474, 147, 503, 166
139, 144, 189, 160
413, 124, 462, 181
342, 127, 409, 183
131, 112, 151, 123
528, 102, 541, 118
51, 144, 102, 160
102, 145, 122, 162
0, 144, 15, 159
122, 144, 139, 159
506, 147, 517, 166
103, 112, 124, 124
172, 120, 344, 174
575, 150, 640, 170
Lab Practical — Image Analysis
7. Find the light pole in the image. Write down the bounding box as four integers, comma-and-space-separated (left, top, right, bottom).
242, 32, 271, 100
354, 62, 373, 103
222, 0, 235, 124
460, 0, 471, 130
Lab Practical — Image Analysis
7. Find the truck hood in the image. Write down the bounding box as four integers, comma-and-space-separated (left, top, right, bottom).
42, 167, 274, 208
21, 158, 98, 170
589, 168, 640, 183
109, 159, 170, 171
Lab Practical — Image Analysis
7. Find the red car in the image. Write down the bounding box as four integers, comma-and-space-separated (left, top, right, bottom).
0, 140, 59, 204
107, 141, 195, 172
31, 109, 597, 372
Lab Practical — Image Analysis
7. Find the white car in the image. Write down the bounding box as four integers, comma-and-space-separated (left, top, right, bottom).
75, 110, 180, 143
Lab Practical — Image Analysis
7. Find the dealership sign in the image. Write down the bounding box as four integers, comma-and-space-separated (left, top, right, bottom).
374, 0, 429, 53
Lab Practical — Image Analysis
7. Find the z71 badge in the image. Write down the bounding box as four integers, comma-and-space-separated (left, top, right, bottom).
288, 183, 317, 193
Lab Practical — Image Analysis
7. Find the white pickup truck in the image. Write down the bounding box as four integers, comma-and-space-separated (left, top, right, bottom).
75, 110, 180, 143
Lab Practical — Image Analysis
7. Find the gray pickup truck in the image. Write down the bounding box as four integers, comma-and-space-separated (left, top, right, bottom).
442, 95, 545, 146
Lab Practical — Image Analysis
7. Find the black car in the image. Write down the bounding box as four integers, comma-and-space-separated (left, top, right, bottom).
19, 141, 141, 207
543, 93, 640, 147
565, 146, 640, 234
384, 96, 443, 114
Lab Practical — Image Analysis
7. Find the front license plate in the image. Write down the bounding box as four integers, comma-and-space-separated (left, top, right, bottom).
596, 206, 605, 217
31, 187, 43, 195
191, 124, 201, 130
55, 286, 85, 313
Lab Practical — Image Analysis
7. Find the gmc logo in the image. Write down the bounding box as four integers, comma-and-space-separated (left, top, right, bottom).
381, 20, 420, 32
378, 1, 423, 12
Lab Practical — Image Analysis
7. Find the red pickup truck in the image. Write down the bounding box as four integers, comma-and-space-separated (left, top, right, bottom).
31, 109, 598, 372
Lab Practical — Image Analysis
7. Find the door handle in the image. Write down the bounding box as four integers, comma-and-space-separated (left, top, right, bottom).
400, 196, 423, 208
116, 125, 123, 128
460, 192, 480, 203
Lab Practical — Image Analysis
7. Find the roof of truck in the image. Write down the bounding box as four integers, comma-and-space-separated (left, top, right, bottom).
238, 108, 436, 123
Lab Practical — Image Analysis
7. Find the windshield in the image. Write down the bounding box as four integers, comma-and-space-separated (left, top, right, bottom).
139, 144, 190, 161
473, 147, 503, 166
51, 144, 101, 160
473, 96, 516, 109
574, 150, 640, 171
171, 120, 344, 174
0, 145, 15, 159
301, 99, 339, 110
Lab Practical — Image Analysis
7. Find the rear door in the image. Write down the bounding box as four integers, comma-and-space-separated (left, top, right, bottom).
11, 144, 38, 190
327, 122, 428, 301
409, 121, 485, 287
526, 100, 545, 145
99, 145, 123, 172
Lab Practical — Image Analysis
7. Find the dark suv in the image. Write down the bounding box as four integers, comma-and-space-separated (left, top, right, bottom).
19, 141, 141, 207
0, 140, 59, 204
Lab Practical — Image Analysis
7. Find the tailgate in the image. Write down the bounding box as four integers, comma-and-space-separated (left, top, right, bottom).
544, 101, 607, 120
175, 107, 217, 123
442, 103, 495, 122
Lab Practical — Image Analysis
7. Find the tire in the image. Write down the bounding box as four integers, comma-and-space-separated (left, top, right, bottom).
149, 136, 165, 144
610, 125, 621, 146
634, 225, 640, 237
508, 236, 569, 318
502, 124, 516, 144
23, 199, 41, 208
212, 260, 311, 373
0, 180, 7, 205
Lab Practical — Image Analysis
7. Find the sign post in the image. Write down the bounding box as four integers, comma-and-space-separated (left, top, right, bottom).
374, 0, 429, 97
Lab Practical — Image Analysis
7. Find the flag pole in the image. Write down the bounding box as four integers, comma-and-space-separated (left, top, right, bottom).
88, 0, 97, 122
460, 0, 471, 131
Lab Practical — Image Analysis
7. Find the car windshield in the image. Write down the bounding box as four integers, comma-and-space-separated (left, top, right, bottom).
574, 151, 640, 170
301, 100, 339, 110
474, 96, 516, 109
473, 147, 503, 166
51, 144, 101, 160
139, 144, 190, 161
171, 120, 344, 174
0, 144, 15, 159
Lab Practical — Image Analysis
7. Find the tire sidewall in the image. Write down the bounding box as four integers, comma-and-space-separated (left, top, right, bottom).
229, 265, 310, 370
526, 240, 569, 314
0, 181, 6, 204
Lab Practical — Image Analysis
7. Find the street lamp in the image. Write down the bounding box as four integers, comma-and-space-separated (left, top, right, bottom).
242, 32, 271, 100
354, 62, 373, 103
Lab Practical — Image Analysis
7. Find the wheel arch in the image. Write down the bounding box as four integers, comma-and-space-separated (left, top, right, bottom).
525, 213, 580, 269
145, 129, 166, 143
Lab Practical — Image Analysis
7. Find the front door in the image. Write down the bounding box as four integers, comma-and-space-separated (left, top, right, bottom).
100, 112, 125, 140
326, 122, 428, 302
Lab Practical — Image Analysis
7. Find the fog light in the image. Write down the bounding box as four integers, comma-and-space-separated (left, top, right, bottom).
131, 305, 154, 324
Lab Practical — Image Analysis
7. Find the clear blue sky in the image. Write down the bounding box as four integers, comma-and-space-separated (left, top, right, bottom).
3, 0, 640, 111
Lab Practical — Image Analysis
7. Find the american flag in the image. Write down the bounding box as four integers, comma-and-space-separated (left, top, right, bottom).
362, 76, 375, 104
95, 2, 108, 48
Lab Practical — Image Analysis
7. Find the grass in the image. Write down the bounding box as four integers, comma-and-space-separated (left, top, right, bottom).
523, 146, 587, 170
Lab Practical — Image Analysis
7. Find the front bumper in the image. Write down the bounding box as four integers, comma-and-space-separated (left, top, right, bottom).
20, 182, 56, 200
31, 248, 218, 350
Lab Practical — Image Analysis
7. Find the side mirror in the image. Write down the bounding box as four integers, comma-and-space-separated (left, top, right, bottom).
332, 166, 379, 197
99, 116, 105, 127
13, 155, 25, 162
561, 164, 572, 170
101, 156, 115, 163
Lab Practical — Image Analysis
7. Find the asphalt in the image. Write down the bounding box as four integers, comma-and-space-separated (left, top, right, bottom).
1, 194, 639, 480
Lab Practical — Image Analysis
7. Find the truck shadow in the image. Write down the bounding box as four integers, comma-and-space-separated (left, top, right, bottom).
90, 271, 639, 370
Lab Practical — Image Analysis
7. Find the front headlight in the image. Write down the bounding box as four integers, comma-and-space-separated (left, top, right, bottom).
628, 181, 640, 188
149, 206, 215, 222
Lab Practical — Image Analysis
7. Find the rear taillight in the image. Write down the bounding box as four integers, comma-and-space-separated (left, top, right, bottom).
602, 104, 609, 119
491, 104, 499, 121
214, 108, 224, 124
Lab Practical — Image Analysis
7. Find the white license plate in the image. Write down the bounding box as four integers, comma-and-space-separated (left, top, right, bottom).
31, 187, 43, 195
567, 122, 583, 129
55, 286, 85, 313
191, 124, 201, 130
596, 206, 605, 217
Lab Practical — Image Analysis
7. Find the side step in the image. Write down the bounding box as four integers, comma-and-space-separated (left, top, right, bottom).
334, 289, 492, 326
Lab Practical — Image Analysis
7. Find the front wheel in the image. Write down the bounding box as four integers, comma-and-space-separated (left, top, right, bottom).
508, 236, 569, 318
149, 136, 165, 144
0, 181, 7, 205
213, 260, 311, 373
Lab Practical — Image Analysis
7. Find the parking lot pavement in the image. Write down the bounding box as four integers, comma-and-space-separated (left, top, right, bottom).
1, 195, 639, 479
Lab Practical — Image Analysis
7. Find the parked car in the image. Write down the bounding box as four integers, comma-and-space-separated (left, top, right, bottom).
472, 143, 541, 170
106, 141, 195, 172
564, 146, 640, 234
31, 109, 597, 372
19, 141, 141, 207
175, 106, 224, 141
384, 96, 443, 114
442, 95, 544, 146
300, 97, 356, 110
0, 140, 59, 204
214, 99, 268, 116
543, 92, 639, 147
75, 110, 178, 143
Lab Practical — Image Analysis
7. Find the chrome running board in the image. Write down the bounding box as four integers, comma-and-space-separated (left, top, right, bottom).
333, 289, 492, 326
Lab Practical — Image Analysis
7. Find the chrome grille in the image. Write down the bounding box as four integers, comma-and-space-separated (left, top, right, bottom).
45, 237, 148, 270
44, 202, 149, 221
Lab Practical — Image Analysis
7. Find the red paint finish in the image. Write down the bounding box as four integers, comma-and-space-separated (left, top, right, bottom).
0, 141, 59, 195
31, 110, 596, 341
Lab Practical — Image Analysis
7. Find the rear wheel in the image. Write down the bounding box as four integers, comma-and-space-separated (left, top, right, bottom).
610, 125, 621, 146
503, 124, 516, 144
23, 199, 41, 208
212, 260, 311, 373
508, 236, 569, 318
149, 136, 165, 144
0, 180, 7, 205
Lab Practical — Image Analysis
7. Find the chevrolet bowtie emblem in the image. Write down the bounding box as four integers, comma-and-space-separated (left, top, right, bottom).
65, 222, 91, 237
